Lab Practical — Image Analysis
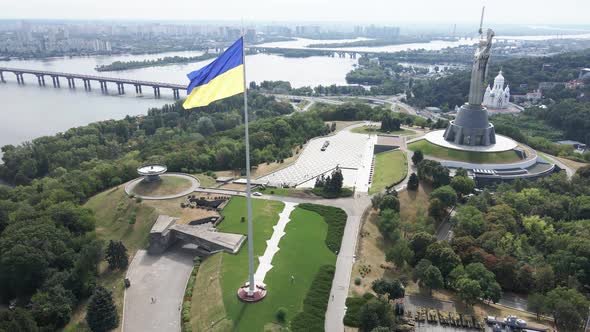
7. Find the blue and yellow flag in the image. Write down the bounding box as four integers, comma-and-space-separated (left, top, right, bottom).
183, 37, 245, 109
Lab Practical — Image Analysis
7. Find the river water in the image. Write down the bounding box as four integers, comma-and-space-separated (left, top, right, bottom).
2, 33, 590, 152
0, 49, 357, 151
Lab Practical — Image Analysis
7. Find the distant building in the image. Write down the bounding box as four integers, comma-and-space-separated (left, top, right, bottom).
483, 71, 510, 109
556, 140, 587, 153
512, 90, 542, 104
354, 25, 400, 39
565, 79, 585, 89
295, 25, 320, 36
244, 29, 257, 43
93, 40, 112, 52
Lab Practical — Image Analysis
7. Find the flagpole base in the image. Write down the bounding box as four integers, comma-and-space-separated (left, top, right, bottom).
237, 283, 267, 303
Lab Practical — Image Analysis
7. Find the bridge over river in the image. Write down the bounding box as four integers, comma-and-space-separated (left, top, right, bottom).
0, 67, 186, 99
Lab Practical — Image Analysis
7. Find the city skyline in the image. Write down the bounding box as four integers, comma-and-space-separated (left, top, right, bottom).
1, 0, 590, 25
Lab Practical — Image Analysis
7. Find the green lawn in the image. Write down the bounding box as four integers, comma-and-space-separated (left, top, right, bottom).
351, 125, 415, 136
408, 139, 522, 164
214, 198, 337, 331
131, 176, 192, 197
370, 150, 408, 194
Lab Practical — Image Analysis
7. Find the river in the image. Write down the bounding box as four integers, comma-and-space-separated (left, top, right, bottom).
2, 32, 590, 152
0, 49, 357, 152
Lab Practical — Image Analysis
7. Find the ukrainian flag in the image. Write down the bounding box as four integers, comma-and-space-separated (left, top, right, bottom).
183, 37, 245, 109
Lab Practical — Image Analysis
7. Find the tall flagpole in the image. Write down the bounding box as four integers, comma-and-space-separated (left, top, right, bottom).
241, 35, 256, 296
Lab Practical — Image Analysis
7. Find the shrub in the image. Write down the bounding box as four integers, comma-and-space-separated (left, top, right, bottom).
135, 196, 143, 203
291, 265, 335, 332
276, 307, 288, 323
298, 204, 347, 254
354, 277, 362, 286
343, 294, 375, 327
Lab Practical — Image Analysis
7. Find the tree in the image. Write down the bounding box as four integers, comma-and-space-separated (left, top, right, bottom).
380, 112, 401, 132
533, 265, 555, 293
409, 232, 435, 264
421, 265, 444, 295
378, 194, 400, 212
552, 301, 583, 331
425, 242, 461, 278
455, 168, 468, 177
450, 176, 475, 197
30, 285, 73, 330
527, 293, 547, 320
430, 185, 457, 208
411, 150, 424, 165
0, 308, 38, 332
432, 165, 451, 188
545, 287, 589, 330
371, 278, 405, 300
385, 240, 414, 269
407, 173, 419, 191
0, 220, 74, 298
376, 209, 401, 242
428, 198, 446, 222
86, 286, 119, 332
455, 278, 482, 307
105, 240, 128, 270
453, 206, 485, 238
358, 298, 392, 332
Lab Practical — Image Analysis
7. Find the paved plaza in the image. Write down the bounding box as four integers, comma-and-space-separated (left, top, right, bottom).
123, 247, 195, 332
422, 129, 518, 152
259, 124, 377, 192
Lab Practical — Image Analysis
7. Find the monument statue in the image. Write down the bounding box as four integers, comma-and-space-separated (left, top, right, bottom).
442, 8, 497, 147
468, 28, 495, 106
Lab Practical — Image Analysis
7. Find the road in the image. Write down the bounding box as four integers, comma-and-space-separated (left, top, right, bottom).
267, 93, 429, 119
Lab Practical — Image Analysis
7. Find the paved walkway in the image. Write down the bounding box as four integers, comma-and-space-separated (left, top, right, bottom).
254, 202, 298, 285
123, 246, 195, 332
259, 122, 376, 190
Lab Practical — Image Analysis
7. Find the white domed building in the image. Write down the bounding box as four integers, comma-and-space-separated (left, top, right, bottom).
483, 71, 510, 109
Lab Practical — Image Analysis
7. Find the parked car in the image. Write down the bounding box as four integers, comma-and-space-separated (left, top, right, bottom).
252, 192, 263, 197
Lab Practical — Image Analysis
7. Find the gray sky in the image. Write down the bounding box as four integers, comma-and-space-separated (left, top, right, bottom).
1, 0, 589, 24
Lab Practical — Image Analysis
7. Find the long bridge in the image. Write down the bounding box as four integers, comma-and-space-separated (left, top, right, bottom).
0, 67, 186, 99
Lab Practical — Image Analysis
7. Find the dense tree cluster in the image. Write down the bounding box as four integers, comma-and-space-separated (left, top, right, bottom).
0, 92, 331, 330
0, 92, 321, 186
408, 50, 590, 109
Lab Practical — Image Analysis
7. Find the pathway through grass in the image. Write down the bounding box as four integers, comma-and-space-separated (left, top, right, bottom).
211, 197, 337, 331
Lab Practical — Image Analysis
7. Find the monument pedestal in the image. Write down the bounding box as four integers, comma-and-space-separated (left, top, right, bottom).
237, 283, 267, 303
443, 104, 496, 146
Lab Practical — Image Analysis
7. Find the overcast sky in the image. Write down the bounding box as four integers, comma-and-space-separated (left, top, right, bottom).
1, 0, 589, 25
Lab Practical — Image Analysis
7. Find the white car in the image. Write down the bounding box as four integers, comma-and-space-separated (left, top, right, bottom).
252, 192, 263, 197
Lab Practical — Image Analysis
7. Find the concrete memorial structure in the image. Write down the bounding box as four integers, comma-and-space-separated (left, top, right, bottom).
443, 27, 497, 146
413, 9, 559, 185
137, 164, 167, 182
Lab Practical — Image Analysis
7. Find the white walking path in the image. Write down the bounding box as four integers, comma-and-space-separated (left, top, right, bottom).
254, 202, 298, 285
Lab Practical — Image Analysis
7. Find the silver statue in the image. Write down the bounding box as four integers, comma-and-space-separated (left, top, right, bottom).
468, 28, 495, 106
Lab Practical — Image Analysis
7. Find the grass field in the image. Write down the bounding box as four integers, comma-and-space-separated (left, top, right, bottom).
193, 173, 217, 187
131, 176, 192, 196
369, 150, 408, 194
191, 198, 338, 331
351, 125, 415, 136
408, 139, 522, 164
